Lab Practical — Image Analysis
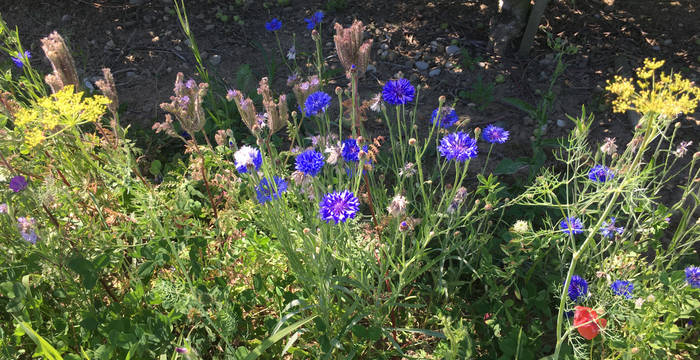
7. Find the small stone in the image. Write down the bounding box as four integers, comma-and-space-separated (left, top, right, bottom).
174, 46, 182, 51
381, 43, 389, 50
205, 24, 215, 31
200, 51, 209, 60
380, 51, 388, 60
652, 45, 661, 51
209, 54, 222, 66
105, 40, 116, 49
129, 0, 144, 5
663, 39, 672, 46
429, 68, 441, 77
415, 61, 429, 71
126, 71, 136, 79
61, 14, 72, 22
556, 119, 567, 128
366, 64, 376, 73
445, 62, 454, 69
445, 45, 460, 56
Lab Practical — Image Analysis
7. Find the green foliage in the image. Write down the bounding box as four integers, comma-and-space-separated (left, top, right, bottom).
459, 74, 494, 110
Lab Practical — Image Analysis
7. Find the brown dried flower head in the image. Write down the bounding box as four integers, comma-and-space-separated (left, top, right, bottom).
334, 20, 373, 78
41, 31, 80, 93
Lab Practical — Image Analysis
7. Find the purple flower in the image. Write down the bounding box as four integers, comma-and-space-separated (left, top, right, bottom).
319, 190, 359, 224
9, 175, 27, 192
430, 107, 458, 128
600, 217, 624, 239
175, 347, 188, 354
568, 275, 588, 302
17, 217, 38, 244
382, 79, 415, 106
234, 145, 263, 173
256, 176, 288, 204
304, 91, 332, 117
482, 124, 510, 144
265, 18, 282, 31
304, 11, 324, 30
686, 266, 700, 289
11, 50, 30, 69
296, 150, 325, 177
341, 138, 361, 162
438, 132, 478, 161
560, 217, 584, 235
610, 280, 634, 299
588, 165, 614, 183
0, 203, 7, 214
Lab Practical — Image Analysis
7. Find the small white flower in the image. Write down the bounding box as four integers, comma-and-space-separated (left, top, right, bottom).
512, 220, 529, 234
234, 145, 260, 170
387, 194, 408, 217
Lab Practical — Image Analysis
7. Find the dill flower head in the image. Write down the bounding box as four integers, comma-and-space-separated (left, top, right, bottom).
304, 11, 324, 30
588, 165, 614, 183
605, 58, 700, 119
341, 138, 361, 162
295, 150, 325, 177
438, 132, 478, 162
482, 124, 510, 144
234, 145, 263, 173
610, 280, 634, 299
430, 107, 458, 128
600, 217, 624, 239
12, 50, 31, 68
560, 217, 584, 235
568, 275, 588, 302
382, 79, 415, 106
319, 190, 360, 224
265, 18, 282, 32
9, 175, 28, 193
255, 176, 288, 204
304, 91, 332, 117
686, 266, 700, 289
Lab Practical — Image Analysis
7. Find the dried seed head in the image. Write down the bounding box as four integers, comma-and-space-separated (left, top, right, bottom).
408, 138, 417, 146
438, 95, 446, 104
41, 31, 80, 93
95, 68, 119, 118
334, 20, 373, 78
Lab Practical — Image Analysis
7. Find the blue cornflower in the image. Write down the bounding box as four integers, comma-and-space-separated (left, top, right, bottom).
256, 176, 288, 204
482, 124, 510, 144
430, 107, 458, 128
686, 266, 700, 289
382, 78, 415, 106
11, 50, 30, 68
560, 217, 584, 235
265, 18, 282, 31
600, 217, 624, 239
319, 190, 359, 224
438, 132, 478, 162
9, 175, 27, 193
234, 145, 263, 173
304, 11, 324, 30
568, 275, 588, 302
610, 280, 634, 299
304, 91, 332, 117
588, 165, 614, 183
296, 150, 325, 177
341, 138, 361, 162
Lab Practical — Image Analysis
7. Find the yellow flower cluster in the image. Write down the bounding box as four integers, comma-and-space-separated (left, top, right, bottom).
13, 86, 110, 147
605, 58, 700, 119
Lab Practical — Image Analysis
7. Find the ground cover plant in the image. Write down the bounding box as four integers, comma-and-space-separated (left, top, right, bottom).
1, 2, 699, 359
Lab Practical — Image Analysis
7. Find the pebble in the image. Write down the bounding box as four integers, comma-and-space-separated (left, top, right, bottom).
429, 68, 441, 77
663, 39, 672, 46
445, 45, 460, 56
205, 24, 215, 31
415, 61, 429, 71
129, 0, 144, 5
366, 64, 376, 73
652, 45, 661, 51
200, 51, 209, 60
445, 62, 454, 69
209, 54, 222, 65
105, 40, 116, 49
126, 71, 137, 79
61, 14, 72, 22
556, 119, 567, 128
381, 43, 389, 50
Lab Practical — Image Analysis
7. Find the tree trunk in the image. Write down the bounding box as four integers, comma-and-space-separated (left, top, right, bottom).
489, 0, 531, 56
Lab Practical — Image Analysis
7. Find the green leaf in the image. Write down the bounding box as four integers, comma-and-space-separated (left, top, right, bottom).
68, 257, 98, 290
15, 321, 64, 360
149, 160, 162, 176
244, 315, 316, 360
494, 158, 528, 175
